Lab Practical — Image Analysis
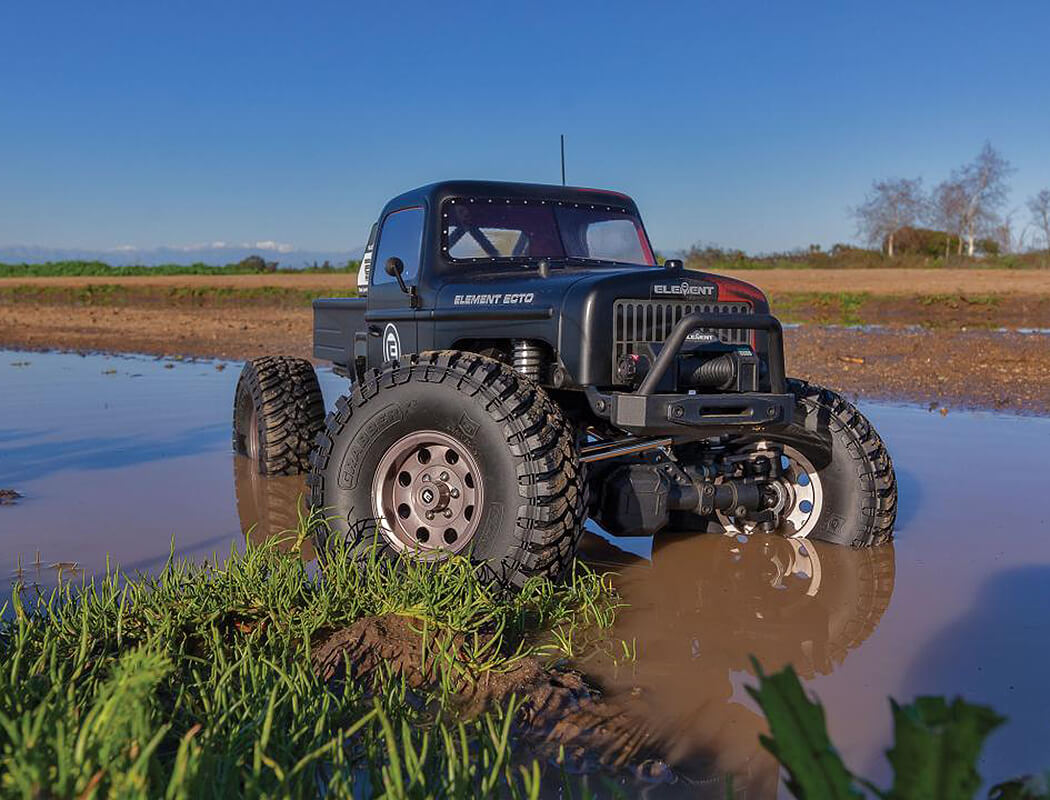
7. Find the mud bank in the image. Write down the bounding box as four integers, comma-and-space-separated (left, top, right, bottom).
313, 614, 663, 776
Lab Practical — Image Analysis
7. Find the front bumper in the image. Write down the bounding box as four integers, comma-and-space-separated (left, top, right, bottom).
588, 309, 795, 437
587, 388, 794, 436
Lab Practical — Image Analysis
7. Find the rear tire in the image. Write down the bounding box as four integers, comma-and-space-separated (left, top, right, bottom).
308, 351, 586, 588
233, 356, 325, 476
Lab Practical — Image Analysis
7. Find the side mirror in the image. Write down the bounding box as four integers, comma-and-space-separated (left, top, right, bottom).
664, 258, 684, 270
384, 256, 411, 296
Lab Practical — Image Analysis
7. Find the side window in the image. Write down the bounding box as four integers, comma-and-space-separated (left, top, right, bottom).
372, 207, 425, 285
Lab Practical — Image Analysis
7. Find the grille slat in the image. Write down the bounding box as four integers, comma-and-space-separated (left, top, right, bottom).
612, 298, 753, 376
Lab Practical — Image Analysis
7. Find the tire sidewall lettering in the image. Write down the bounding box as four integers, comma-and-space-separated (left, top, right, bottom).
337, 403, 403, 489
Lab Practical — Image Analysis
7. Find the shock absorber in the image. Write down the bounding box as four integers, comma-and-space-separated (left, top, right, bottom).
511, 339, 545, 382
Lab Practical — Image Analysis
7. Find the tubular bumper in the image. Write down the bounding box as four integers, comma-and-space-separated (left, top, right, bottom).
588, 311, 794, 436
637, 311, 786, 395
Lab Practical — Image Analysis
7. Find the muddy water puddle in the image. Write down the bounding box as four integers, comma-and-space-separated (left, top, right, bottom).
2, 349, 1050, 794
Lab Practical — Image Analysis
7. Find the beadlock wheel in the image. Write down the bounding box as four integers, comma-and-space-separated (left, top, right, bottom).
372, 430, 484, 558
246, 406, 261, 463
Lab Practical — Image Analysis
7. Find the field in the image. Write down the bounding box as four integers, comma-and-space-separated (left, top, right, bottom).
2, 268, 1049, 413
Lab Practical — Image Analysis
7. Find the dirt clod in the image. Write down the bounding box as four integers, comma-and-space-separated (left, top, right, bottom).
0, 489, 22, 506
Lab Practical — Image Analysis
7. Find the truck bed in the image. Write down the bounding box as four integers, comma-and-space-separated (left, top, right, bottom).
313, 297, 366, 369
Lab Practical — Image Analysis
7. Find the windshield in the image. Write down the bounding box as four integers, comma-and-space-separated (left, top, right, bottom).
442, 198, 655, 266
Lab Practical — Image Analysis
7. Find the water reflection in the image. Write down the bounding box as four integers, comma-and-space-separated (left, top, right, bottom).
232, 455, 315, 560
582, 531, 895, 795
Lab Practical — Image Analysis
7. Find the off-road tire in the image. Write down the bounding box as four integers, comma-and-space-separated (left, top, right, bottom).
233, 356, 325, 476
308, 351, 586, 588
784, 379, 897, 547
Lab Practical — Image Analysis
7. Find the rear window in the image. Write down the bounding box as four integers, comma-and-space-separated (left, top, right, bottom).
442, 198, 654, 266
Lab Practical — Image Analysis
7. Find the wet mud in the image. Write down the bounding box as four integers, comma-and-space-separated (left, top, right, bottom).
4, 350, 1050, 793
312, 614, 660, 776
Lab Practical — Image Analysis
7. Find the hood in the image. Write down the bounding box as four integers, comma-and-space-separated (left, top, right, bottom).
434, 262, 767, 311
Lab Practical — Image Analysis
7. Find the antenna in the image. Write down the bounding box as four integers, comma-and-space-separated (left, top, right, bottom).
560, 134, 566, 186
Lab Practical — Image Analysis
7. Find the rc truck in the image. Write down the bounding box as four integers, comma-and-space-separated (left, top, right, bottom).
233, 181, 897, 587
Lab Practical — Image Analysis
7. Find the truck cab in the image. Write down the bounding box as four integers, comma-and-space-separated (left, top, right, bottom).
314, 180, 774, 394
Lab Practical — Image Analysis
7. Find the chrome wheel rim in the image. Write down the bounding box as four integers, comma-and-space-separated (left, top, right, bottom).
371, 430, 484, 557
719, 445, 824, 539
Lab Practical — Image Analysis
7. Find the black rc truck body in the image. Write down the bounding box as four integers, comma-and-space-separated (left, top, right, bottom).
234, 181, 897, 587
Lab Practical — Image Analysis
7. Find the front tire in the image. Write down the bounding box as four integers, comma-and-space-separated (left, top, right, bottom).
720, 379, 897, 547
308, 352, 586, 588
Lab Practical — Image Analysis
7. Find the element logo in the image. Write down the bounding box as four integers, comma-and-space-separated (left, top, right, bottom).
383, 323, 401, 360
653, 281, 717, 298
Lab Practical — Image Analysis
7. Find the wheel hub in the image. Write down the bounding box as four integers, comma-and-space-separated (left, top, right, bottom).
372, 430, 484, 557
719, 444, 824, 539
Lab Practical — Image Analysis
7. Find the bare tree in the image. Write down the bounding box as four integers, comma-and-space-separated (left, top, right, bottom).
951, 142, 1013, 256
1028, 189, 1050, 252
931, 179, 967, 256
992, 209, 1018, 254
851, 177, 925, 257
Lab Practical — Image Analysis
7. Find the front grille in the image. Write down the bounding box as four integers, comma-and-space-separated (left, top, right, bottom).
613, 299, 753, 367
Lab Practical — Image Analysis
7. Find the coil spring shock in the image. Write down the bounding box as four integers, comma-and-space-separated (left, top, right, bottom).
511, 339, 545, 382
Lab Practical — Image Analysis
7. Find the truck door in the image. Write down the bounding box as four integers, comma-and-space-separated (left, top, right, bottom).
367, 206, 424, 364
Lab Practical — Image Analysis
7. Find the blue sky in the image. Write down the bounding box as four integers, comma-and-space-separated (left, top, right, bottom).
2, 1, 1048, 255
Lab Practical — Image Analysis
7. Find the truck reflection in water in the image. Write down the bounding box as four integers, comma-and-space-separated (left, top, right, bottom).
580, 531, 895, 796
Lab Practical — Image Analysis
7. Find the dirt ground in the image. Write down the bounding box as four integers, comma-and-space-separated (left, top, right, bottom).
2, 267, 1049, 415
2, 302, 1047, 414
10, 267, 1050, 295
719, 267, 1050, 296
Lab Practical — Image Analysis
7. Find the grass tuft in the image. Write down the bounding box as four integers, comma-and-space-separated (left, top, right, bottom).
0, 523, 619, 798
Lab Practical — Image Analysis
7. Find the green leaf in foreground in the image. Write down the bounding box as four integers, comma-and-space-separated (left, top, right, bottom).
989, 772, 1050, 800
746, 657, 863, 800
886, 696, 1005, 800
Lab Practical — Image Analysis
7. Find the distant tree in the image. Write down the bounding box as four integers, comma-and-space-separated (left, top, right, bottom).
238, 254, 268, 272
989, 208, 1018, 255
951, 142, 1014, 256
893, 226, 955, 257
850, 177, 925, 257
1027, 189, 1050, 252
930, 180, 968, 257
